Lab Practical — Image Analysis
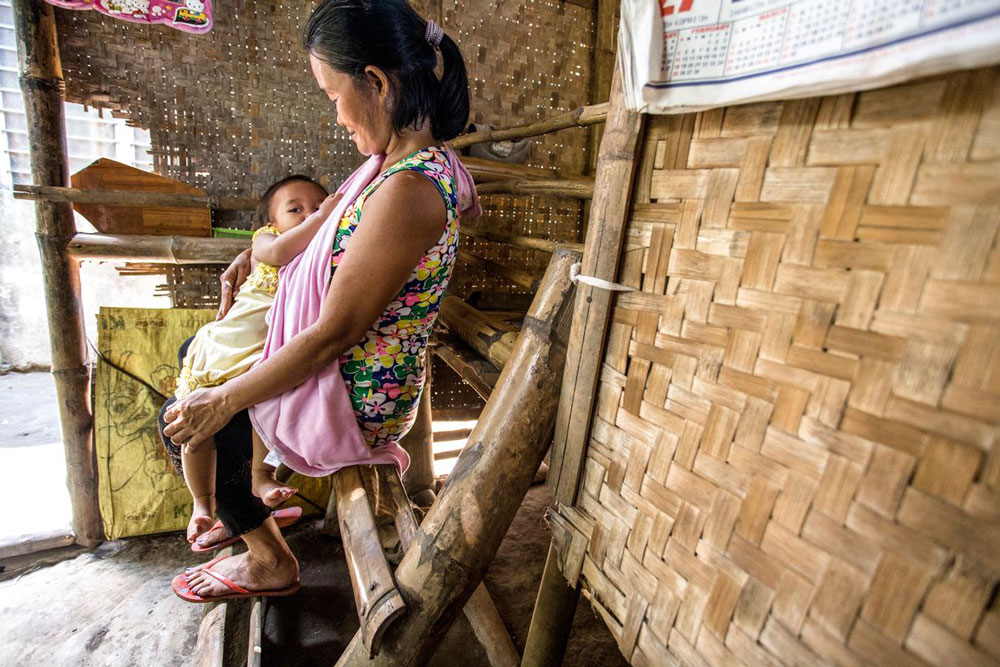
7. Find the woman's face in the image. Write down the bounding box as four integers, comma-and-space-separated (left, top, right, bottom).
310, 55, 392, 156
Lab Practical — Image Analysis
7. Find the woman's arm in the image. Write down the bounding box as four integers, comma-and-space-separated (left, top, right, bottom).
252, 193, 342, 266
164, 172, 447, 448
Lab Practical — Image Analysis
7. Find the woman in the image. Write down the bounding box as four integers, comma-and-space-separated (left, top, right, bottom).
162, 0, 476, 600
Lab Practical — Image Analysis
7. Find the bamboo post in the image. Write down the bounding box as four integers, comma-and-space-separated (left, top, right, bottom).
439, 295, 520, 370
523, 60, 644, 667
520, 545, 581, 667
12, 183, 259, 210
13, 0, 102, 546
548, 60, 644, 508
332, 465, 407, 657
398, 353, 436, 507
451, 103, 608, 150
66, 233, 249, 264
334, 248, 580, 667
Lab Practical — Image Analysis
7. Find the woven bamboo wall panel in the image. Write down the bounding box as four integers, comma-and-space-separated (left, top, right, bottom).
561, 66, 1000, 667
431, 0, 594, 298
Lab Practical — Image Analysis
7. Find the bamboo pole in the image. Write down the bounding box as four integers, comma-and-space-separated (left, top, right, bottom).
13, 183, 259, 210
476, 179, 594, 199
548, 60, 644, 507
332, 466, 407, 657
13, 0, 102, 546
587, 1, 618, 175
461, 227, 583, 254
66, 232, 248, 264
457, 249, 538, 291
452, 103, 608, 150
431, 334, 498, 401
439, 295, 520, 370
379, 469, 521, 667
334, 248, 580, 667
523, 61, 644, 667
398, 356, 436, 507
520, 545, 581, 667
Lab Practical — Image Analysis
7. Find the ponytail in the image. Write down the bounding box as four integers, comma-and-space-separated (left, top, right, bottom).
304, 0, 470, 142
431, 33, 470, 141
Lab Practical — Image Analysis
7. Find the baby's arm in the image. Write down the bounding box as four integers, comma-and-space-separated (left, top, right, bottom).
252, 193, 342, 266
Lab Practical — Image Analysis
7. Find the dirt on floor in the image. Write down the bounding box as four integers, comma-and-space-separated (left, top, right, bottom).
0, 483, 627, 666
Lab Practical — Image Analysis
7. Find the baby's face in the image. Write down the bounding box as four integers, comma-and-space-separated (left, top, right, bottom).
269, 181, 328, 233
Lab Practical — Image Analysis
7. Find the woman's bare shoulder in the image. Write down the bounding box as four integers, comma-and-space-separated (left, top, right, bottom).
362, 169, 447, 238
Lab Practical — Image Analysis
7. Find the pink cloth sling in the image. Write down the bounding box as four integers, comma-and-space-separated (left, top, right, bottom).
249, 146, 480, 477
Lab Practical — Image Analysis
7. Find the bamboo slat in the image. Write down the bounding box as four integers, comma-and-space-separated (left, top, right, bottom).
553, 65, 1000, 667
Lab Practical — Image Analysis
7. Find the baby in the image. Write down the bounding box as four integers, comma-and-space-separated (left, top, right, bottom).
176, 175, 337, 543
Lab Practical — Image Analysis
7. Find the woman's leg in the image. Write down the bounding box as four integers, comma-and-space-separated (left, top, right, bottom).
250, 430, 297, 507
184, 515, 299, 597
181, 439, 217, 542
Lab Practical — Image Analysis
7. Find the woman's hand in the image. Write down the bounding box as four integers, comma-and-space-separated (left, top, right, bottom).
163, 386, 234, 451
217, 249, 253, 320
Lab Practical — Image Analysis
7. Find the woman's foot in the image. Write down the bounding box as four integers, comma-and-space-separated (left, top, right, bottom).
187, 495, 216, 543
252, 470, 297, 508
192, 522, 229, 549
184, 547, 299, 597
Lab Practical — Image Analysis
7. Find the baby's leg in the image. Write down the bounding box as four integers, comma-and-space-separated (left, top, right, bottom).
181, 440, 217, 543
251, 430, 297, 508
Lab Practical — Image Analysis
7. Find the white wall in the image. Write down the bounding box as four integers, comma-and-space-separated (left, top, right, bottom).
0, 0, 170, 370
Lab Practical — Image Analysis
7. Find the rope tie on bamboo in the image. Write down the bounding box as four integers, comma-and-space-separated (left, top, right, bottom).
569, 263, 635, 292
425, 19, 444, 48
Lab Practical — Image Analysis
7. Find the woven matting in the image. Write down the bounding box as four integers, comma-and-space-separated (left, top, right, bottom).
426, 0, 594, 299
555, 66, 1000, 666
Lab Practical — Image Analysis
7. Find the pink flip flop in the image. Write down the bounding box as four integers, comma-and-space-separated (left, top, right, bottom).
172, 555, 300, 603
191, 506, 304, 553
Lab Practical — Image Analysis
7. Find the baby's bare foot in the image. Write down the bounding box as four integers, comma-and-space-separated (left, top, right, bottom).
187, 496, 216, 543
252, 471, 297, 508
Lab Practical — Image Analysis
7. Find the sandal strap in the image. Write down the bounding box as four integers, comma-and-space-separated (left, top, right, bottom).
202, 566, 252, 595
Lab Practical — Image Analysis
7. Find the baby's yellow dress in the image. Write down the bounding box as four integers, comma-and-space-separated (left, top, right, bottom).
175, 225, 281, 398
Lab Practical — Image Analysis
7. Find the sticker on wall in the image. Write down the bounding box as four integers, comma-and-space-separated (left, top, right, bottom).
46, 0, 213, 34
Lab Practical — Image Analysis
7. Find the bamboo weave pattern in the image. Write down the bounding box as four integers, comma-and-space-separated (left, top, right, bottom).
556, 66, 1000, 667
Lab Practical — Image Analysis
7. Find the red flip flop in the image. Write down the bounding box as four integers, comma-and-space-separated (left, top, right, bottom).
191, 506, 304, 553
172, 555, 300, 603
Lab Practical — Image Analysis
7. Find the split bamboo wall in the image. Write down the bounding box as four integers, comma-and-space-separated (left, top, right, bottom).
555, 65, 1000, 666
418, 0, 594, 300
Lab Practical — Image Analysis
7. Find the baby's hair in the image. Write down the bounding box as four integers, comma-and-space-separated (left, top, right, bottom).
254, 174, 328, 230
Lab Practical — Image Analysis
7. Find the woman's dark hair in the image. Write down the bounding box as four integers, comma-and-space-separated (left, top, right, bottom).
254, 174, 327, 229
304, 0, 470, 142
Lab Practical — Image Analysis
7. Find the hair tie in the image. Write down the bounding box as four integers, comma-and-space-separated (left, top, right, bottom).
425, 19, 444, 48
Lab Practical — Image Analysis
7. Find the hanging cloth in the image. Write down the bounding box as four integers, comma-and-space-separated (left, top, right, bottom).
46, 1, 213, 34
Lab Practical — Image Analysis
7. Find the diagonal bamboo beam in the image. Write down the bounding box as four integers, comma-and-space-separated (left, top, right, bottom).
13, 0, 103, 546
334, 247, 581, 667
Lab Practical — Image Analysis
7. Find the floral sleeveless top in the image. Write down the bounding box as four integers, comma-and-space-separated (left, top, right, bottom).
332, 146, 460, 446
